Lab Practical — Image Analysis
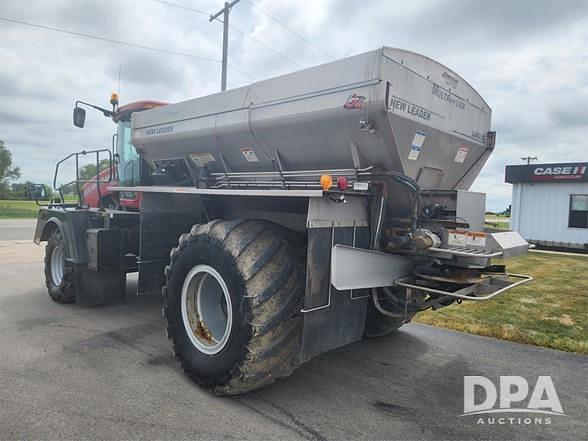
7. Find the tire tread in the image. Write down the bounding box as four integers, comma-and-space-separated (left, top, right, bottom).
44, 228, 76, 304
163, 219, 305, 395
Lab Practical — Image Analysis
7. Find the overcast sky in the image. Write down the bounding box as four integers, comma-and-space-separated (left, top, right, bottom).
1, 0, 587, 210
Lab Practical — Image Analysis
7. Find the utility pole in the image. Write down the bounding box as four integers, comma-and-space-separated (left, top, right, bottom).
521, 156, 538, 165
210, 0, 241, 92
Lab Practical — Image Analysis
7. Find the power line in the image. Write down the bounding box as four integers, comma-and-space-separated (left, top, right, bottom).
0, 16, 257, 80
244, 0, 335, 60
217, 19, 303, 69
0, 17, 218, 63
152, 0, 208, 16
157, 0, 302, 69
222, 63, 256, 81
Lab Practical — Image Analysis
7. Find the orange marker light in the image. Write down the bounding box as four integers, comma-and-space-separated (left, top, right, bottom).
320, 174, 333, 191
110, 92, 119, 105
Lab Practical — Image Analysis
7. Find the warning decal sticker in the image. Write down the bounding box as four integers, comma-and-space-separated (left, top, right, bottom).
454, 145, 469, 163
240, 147, 259, 162
408, 130, 427, 161
447, 230, 467, 247
465, 231, 486, 247
447, 230, 487, 247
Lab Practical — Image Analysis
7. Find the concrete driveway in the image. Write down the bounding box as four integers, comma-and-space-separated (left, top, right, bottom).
0, 241, 586, 440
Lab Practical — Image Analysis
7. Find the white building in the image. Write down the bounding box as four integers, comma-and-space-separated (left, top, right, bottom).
506, 162, 588, 250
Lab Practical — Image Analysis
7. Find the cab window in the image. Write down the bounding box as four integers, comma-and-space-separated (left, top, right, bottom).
117, 121, 139, 186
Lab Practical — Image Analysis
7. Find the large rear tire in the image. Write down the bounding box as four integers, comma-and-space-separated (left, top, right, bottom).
44, 228, 76, 304
163, 220, 305, 395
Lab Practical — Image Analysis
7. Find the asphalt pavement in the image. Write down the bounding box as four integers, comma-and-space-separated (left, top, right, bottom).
0, 218, 36, 241
0, 240, 586, 441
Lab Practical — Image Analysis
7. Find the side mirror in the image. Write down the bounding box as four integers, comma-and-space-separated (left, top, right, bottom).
73, 107, 86, 128
25, 183, 47, 200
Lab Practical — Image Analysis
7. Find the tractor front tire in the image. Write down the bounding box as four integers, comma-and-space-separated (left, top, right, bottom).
44, 228, 76, 304
163, 220, 305, 395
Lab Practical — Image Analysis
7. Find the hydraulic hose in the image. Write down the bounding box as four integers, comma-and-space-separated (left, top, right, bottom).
370, 170, 422, 235
371, 288, 404, 318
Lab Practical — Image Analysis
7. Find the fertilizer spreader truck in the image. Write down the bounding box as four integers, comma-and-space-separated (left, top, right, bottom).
29, 47, 532, 395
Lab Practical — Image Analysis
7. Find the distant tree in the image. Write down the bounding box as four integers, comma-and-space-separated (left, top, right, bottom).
79, 159, 111, 181
9, 181, 53, 200
60, 183, 78, 196
44, 186, 55, 201
0, 140, 22, 199
10, 182, 28, 199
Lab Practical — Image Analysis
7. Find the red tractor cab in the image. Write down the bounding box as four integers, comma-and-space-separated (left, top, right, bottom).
79, 97, 166, 210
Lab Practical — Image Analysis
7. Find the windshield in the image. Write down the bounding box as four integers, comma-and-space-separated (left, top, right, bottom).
117, 121, 139, 186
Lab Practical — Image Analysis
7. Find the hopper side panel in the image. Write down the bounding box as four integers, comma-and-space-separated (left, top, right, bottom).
380, 50, 492, 189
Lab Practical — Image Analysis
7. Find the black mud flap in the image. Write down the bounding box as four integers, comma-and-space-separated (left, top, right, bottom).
75, 266, 126, 306
298, 226, 370, 363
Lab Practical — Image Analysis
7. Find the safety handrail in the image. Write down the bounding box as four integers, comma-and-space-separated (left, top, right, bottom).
394, 273, 533, 301
53, 148, 113, 208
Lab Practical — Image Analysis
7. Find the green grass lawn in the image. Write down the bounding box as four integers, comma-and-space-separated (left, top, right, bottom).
0, 196, 79, 219
0, 199, 40, 218
485, 220, 510, 230
485, 214, 511, 231
415, 252, 588, 353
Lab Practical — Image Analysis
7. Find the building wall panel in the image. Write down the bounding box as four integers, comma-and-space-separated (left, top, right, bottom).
510, 182, 588, 247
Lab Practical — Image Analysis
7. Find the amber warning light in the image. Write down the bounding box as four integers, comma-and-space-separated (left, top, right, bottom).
110, 92, 119, 107
320, 175, 333, 191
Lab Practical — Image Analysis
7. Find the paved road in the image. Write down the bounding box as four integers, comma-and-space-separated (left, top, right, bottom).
0, 218, 36, 241
0, 242, 586, 441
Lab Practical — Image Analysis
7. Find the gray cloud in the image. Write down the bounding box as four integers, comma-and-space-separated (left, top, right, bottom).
549, 99, 588, 129
107, 52, 186, 88
422, 0, 587, 41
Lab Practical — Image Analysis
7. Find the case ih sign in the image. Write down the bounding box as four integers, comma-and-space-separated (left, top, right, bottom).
505, 162, 588, 183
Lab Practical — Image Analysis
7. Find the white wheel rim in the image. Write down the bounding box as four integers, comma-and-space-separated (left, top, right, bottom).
181, 264, 233, 355
51, 245, 65, 287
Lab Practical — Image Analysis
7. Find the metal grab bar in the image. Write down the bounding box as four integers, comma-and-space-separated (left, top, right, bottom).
394, 273, 533, 301
208, 165, 375, 190
53, 148, 113, 207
